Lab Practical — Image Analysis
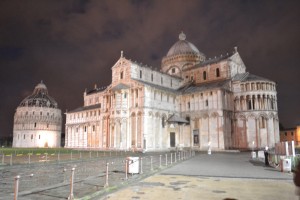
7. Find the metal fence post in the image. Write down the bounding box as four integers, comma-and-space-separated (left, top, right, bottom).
104, 163, 109, 187
68, 167, 75, 200
2, 154, 4, 165
140, 157, 143, 174
28, 154, 30, 164
14, 175, 20, 200
175, 152, 177, 163
171, 153, 173, 165
125, 159, 128, 180
159, 155, 162, 168
71, 151, 72, 160
150, 156, 153, 171
10, 154, 12, 166
165, 154, 168, 166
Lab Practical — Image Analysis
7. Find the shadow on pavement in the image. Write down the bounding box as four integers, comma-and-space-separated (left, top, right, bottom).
249, 159, 266, 167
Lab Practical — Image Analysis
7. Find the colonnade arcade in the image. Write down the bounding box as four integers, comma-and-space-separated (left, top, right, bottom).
232, 112, 279, 149
234, 94, 277, 111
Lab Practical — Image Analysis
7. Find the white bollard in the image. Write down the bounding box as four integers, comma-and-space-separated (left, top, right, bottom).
285, 142, 289, 157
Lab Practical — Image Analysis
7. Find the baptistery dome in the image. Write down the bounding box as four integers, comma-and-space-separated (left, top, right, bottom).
13, 81, 62, 148
19, 81, 58, 108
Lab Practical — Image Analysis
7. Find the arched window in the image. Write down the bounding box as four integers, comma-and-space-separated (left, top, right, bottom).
120, 71, 123, 79
248, 100, 252, 110
216, 68, 220, 77
259, 116, 266, 128
203, 71, 207, 80
185, 116, 190, 125
140, 70, 142, 79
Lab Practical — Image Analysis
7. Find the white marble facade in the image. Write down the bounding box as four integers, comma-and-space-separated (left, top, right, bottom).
13, 82, 62, 148
65, 32, 279, 151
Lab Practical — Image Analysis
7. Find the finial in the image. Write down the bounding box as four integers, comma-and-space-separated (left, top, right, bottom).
179, 31, 186, 40
234, 46, 238, 53
94, 84, 97, 89
121, 50, 123, 58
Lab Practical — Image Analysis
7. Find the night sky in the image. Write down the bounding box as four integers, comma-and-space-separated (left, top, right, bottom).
0, 0, 299, 138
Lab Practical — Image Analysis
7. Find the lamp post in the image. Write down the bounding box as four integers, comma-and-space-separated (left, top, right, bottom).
208, 141, 211, 155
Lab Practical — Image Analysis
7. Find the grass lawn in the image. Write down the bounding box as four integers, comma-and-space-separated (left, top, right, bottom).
0, 148, 73, 155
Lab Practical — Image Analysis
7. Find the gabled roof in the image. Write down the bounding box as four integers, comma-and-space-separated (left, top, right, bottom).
86, 87, 107, 95
179, 79, 231, 94
67, 104, 101, 113
111, 83, 130, 91
132, 78, 179, 93
188, 53, 233, 71
167, 114, 189, 124
233, 72, 272, 82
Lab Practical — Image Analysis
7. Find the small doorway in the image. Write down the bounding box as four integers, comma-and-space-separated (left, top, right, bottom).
193, 129, 199, 146
170, 132, 175, 147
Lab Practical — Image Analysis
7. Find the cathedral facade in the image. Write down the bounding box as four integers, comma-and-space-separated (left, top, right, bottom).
65, 33, 279, 151
13, 82, 62, 148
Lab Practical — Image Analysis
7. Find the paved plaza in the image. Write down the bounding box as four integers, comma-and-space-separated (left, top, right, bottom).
99, 152, 297, 200
0, 151, 298, 200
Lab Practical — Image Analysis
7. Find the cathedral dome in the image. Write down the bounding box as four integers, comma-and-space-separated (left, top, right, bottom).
161, 32, 206, 74
19, 81, 58, 108
166, 32, 202, 57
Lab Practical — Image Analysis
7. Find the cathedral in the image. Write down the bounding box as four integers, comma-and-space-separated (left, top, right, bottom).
65, 32, 279, 151
13, 81, 62, 148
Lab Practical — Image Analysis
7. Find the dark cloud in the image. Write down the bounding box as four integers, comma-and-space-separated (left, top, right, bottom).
0, 0, 299, 138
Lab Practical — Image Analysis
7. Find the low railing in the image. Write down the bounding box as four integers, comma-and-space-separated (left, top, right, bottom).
0, 150, 196, 200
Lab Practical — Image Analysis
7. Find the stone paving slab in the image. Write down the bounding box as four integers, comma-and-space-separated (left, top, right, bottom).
100, 174, 297, 200
162, 152, 293, 179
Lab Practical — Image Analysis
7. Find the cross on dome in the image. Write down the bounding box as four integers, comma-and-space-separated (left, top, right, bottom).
179, 31, 186, 40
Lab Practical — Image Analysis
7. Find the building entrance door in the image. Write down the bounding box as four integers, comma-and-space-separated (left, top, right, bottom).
170, 132, 175, 147
193, 129, 199, 146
